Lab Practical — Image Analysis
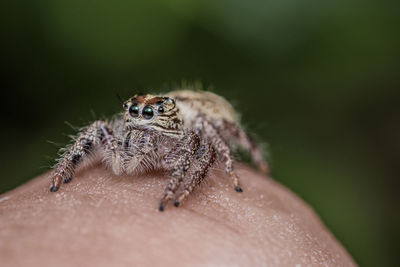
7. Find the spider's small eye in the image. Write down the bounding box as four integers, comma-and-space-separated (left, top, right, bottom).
142, 106, 154, 119
158, 106, 164, 113
129, 104, 139, 117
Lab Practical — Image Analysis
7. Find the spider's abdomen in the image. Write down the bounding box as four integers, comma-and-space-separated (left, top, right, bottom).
166, 90, 238, 128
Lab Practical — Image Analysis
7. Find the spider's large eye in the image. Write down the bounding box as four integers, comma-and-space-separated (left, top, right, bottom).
129, 104, 139, 117
142, 106, 154, 119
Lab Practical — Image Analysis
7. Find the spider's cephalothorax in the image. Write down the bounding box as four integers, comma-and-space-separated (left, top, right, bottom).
50, 89, 269, 211
123, 94, 183, 136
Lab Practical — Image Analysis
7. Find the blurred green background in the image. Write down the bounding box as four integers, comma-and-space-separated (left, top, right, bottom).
1, 0, 399, 266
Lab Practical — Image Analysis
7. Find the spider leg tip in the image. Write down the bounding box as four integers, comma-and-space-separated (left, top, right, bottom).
50, 186, 60, 192
158, 203, 165, 212
235, 186, 243, 193
173, 200, 180, 207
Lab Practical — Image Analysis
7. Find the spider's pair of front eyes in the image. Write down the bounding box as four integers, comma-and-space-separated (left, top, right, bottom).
129, 104, 164, 119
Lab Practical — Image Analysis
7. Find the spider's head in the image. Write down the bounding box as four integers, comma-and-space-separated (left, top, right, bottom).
123, 94, 183, 135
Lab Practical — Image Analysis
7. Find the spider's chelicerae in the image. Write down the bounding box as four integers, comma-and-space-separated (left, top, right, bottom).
50, 89, 269, 211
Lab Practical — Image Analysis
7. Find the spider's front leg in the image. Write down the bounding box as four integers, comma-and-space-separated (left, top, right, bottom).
173, 143, 216, 207
158, 131, 200, 211
50, 120, 115, 192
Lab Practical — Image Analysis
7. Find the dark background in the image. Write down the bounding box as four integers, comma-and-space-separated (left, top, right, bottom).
1, 1, 399, 266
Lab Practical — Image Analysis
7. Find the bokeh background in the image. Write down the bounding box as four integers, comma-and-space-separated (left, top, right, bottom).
1, 1, 399, 266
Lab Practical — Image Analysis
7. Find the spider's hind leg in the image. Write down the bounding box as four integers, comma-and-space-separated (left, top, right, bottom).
201, 119, 243, 192
222, 120, 269, 175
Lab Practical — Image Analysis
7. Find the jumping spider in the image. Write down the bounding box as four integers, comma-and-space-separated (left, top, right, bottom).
50, 89, 269, 211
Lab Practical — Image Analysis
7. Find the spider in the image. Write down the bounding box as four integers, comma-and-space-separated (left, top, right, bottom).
50, 89, 269, 211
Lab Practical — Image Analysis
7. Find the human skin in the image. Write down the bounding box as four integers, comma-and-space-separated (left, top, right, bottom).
0, 164, 356, 266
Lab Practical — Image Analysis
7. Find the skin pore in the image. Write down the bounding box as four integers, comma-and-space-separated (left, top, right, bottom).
0, 164, 356, 266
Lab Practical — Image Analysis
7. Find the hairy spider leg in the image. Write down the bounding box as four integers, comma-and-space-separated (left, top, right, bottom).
159, 132, 200, 211
101, 125, 124, 176
50, 121, 114, 192
173, 143, 216, 207
222, 120, 270, 175
199, 118, 243, 192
